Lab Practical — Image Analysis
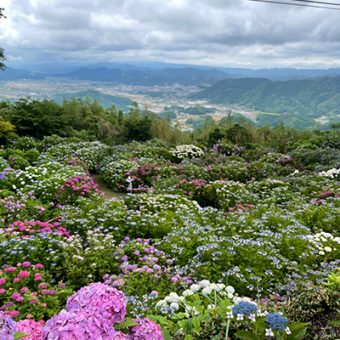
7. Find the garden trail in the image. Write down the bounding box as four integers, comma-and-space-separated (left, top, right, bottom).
91, 174, 127, 200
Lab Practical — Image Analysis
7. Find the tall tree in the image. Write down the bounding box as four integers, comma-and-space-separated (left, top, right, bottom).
0, 8, 5, 70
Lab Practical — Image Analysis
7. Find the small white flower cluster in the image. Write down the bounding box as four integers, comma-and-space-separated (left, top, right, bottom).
308, 232, 340, 256
171, 145, 204, 160
319, 168, 340, 179
156, 280, 235, 316
13, 162, 85, 201
192, 280, 235, 298
265, 327, 291, 337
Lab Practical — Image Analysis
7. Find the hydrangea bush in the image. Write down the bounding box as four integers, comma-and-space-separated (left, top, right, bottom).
171, 145, 204, 160
1, 137, 339, 338
0, 262, 71, 320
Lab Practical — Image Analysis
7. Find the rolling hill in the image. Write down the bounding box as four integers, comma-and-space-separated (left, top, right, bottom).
193, 76, 340, 129
53, 90, 133, 111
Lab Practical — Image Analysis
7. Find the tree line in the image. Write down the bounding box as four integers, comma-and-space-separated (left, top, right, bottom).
0, 97, 339, 154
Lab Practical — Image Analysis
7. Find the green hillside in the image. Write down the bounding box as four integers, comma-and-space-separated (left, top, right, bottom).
54, 90, 133, 111
194, 76, 340, 128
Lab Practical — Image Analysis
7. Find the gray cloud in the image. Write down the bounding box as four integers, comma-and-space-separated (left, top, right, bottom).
1, 0, 340, 68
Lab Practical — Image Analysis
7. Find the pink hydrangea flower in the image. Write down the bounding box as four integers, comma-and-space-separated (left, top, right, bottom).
4, 267, 16, 272
18, 271, 30, 278
29, 299, 39, 305
66, 283, 127, 325
5, 310, 19, 318
16, 319, 43, 340
34, 264, 44, 269
11, 292, 24, 302
38, 283, 48, 289
22, 262, 31, 268
129, 318, 164, 340
43, 310, 117, 340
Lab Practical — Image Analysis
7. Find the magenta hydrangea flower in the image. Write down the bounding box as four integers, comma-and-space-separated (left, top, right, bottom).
43, 310, 117, 340
0, 311, 16, 340
16, 319, 43, 340
129, 318, 164, 340
66, 283, 127, 324
112, 331, 130, 339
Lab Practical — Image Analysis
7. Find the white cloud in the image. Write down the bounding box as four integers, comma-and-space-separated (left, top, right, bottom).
1, 0, 340, 68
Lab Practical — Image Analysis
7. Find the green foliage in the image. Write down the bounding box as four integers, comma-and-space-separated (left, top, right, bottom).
1, 98, 187, 144
0, 116, 14, 138
195, 76, 340, 129
150, 283, 308, 339
284, 279, 340, 339
0, 114, 339, 338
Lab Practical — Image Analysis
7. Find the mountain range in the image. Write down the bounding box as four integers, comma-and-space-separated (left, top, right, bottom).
193, 76, 340, 129
1, 63, 340, 129
2, 63, 340, 83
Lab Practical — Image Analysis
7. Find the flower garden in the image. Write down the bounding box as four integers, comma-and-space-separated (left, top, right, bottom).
0, 135, 339, 339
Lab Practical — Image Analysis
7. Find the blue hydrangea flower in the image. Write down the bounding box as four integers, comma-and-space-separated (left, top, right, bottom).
232, 301, 258, 316
266, 313, 288, 331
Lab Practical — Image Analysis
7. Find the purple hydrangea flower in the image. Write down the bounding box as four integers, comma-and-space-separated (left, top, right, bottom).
129, 318, 164, 340
43, 310, 117, 340
0, 311, 16, 340
112, 331, 130, 339
66, 282, 127, 324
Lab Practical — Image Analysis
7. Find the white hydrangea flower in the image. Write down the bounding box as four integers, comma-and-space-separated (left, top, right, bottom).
156, 300, 167, 308
226, 285, 235, 295
198, 280, 211, 288
182, 289, 194, 297
216, 283, 226, 291
319, 168, 340, 179
207, 304, 216, 310
165, 292, 180, 303
190, 284, 201, 292
202, 286, 212, 296
209, 283, 218, 291
170, 302, 179, 310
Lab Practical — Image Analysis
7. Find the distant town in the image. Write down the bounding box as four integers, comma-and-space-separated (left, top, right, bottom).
0, 79, 258, 131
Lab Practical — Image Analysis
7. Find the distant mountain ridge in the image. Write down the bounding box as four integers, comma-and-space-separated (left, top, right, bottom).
0, 67, 44, 80
193, 76, 340, 129
56, 66, 228, 85
3, 63, 340, 83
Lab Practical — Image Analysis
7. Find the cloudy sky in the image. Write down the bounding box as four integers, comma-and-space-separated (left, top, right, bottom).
1, 0, 340, 69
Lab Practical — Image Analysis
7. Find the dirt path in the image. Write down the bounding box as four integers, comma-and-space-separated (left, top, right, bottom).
91, 174, 127, 200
